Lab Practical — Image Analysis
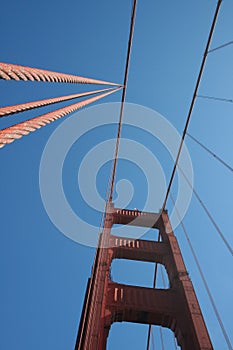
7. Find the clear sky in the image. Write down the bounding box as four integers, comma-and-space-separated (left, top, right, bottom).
0, 0, 232, 349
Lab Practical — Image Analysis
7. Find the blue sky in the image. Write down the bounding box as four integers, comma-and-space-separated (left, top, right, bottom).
0, 0, 232, 349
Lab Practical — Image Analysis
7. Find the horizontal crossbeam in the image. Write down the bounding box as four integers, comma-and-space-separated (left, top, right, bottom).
112, 208, 161, 229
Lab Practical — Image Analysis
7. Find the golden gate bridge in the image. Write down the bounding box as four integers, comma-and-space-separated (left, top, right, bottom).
0, 0, 232, 349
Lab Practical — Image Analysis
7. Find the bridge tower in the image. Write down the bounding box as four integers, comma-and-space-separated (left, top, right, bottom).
75, 203, 213, 349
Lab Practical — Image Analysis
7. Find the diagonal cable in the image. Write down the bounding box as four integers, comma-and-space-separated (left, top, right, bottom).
208, 40, 233, 53
0, 87, 121, 148
0, 62, 120, 86
197, 94, 233, 103
170, 193, 232, 350
0, 88, 115, 117
162, 0, 223, 210
187, 132, 233, 173
178, 165, 233, 256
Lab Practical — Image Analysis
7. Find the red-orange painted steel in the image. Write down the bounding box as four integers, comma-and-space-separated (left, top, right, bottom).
0, 88, 114, 117
112, 207, 160, 228
0, 62, 120, 86
0, 88, 121, 148
75, 204, 213, 350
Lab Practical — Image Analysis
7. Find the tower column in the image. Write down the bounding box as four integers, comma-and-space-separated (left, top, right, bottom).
75, 205, 213, 350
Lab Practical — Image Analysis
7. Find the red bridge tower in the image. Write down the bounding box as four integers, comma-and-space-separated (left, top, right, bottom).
75, 203, 213, 349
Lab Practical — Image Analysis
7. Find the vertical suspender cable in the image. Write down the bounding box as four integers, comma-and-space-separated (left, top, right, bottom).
160, 265, 178, 349
162, 0, 223, 210
147, 4, 223, 346
79, 1, 138, 348
159, 327, 165, 350
151, 328, 156, 350
146, 232, 160, 350
108, 0, 138, 202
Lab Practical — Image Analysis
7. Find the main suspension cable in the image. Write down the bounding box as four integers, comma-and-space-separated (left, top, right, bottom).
187, 132, 233, 173
0, 88, 115, 118
178, 165, 233, 256
0, 88, 121, 149
0, 62, 120, 86
108, 0, 137, 202
170, 194, 232, 350
162, 0, 223, 210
